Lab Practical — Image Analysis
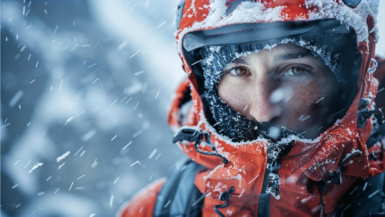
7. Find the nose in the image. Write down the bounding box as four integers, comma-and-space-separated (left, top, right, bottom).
248, 78, 282, 123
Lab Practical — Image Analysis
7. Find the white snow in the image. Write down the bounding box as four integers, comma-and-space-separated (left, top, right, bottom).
341, 149, 362, 165
266, 173, 281, 200
109, 195, 114, 207
64, 117, 74, 125
9, 90, 24, 108
306, 0, 379, 44
270, 86, 293, 104
148, 149, 158, 159
56, 151, 70, 162
58, 163, 65, 170
204, 1, 285, 27
28, 162, 43, 173
130, 160, 141, 167
68, 182, 74, 191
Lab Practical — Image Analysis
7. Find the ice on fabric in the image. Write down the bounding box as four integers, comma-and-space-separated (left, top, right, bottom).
306, 0, 380, 43
176, 0, 380, 59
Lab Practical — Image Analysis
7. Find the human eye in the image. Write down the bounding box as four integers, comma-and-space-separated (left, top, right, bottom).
283, 66, 310, 77
226, 66, 250, 77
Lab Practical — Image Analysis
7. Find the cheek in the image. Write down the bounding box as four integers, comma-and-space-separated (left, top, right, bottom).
287, 81, 334, 117
218, 78, 250, 113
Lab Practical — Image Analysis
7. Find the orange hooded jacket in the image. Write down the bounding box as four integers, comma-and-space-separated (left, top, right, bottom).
119, 1, 385, 216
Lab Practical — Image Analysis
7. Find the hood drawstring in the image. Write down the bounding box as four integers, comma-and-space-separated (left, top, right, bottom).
173, 127, 229, 165
174, 127, 234, 216
213, 186, 235, 217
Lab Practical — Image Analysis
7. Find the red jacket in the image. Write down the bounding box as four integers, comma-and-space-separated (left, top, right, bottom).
119, 58, 385, 217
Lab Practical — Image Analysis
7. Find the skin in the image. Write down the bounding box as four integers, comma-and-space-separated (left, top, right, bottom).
218, 43, 342, 138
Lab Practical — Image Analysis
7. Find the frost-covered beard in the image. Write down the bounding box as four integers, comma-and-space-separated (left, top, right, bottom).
199, 40, 345, 143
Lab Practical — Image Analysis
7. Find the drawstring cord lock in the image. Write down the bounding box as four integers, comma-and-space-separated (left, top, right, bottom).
328, 167, 342, 185
357, 107, 384, 129
173, 127, 229, 165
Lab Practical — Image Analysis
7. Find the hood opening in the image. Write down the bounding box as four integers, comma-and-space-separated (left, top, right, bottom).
182, 19, 362, 141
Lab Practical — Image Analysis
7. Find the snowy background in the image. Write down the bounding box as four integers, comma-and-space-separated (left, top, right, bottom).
1, 1, 385, 217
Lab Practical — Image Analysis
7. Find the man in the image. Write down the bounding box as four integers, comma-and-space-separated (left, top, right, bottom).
119, 0, 385, 216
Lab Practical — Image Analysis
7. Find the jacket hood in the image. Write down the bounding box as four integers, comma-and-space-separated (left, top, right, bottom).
169, 0, 384, 216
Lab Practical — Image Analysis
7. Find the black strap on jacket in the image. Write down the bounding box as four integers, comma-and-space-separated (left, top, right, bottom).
257, 168, 271, 217
153, 158, 206, 217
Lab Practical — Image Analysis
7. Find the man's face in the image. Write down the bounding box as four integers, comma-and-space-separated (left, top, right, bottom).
218, 43, 342, 138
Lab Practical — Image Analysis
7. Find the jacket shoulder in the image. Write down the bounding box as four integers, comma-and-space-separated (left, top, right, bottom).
117, 178, 166, 217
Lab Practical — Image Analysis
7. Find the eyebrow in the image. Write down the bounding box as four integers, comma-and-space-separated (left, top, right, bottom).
274, 51, 315, 63
227, 50, 316, 66
231, 58, 248, 65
